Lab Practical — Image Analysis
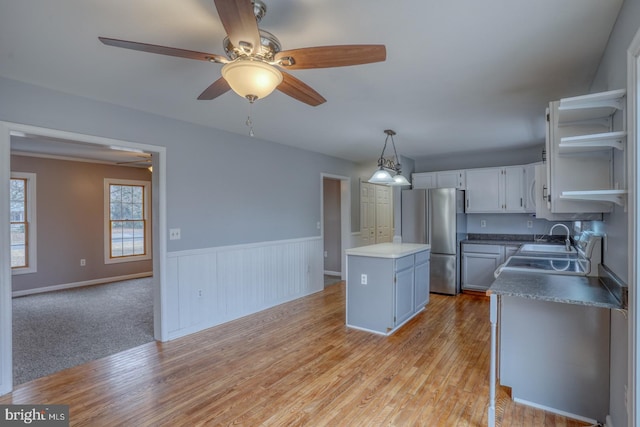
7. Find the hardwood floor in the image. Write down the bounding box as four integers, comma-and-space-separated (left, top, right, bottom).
0, 282, 589, 426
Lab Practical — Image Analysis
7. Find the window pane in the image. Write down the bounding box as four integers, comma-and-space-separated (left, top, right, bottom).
10, 179, 25, 200
132, 187, 143, 204
108, 182, 148, 260
10, 223, 26, 268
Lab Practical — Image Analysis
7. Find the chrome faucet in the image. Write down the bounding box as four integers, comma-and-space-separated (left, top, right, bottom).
550, 223, 571, 251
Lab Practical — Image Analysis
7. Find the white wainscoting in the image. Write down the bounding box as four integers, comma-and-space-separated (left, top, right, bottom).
166, 236, 324, 340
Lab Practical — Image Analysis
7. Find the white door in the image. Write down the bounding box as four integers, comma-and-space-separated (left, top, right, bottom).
360, 183, 376, 245
375, 185, 392, 243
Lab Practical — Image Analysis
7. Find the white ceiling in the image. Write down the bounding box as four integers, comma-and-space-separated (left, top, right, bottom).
0, 0, 625, 164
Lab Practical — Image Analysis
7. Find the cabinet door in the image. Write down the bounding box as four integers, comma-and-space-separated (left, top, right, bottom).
395, 266, 414, 326
523, 164, 537, 213
412, 173, 436, 189
436, 170, 463, 189
504, 245, 519, 260
462, 245, 504, 291
465, 168, 504, 213
414, 253, 430, 310
504, 166, 525, 213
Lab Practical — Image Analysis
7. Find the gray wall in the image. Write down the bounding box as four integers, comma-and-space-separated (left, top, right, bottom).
589, 0, 640, 425
0, 77, 360, 253
413, 144, 544, 172
10, 155, 152, 292
323, 177, 341, 273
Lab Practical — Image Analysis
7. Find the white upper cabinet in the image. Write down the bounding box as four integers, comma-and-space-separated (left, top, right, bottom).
412, 170, 465, 190
411, 172, 436, 189
503, 166, 526, 213
436, 170, 466, 189
523, 163, 537, 213
465, 166, 526, 213
545, 89, 627, 213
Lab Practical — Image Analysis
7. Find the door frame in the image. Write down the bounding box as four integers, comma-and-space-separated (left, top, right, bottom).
628, 27, 640, 427
0, 122, 168, 395
320, 173, 351, 280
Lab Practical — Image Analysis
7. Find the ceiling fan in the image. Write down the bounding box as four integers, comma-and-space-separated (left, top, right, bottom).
99, 0, 386, 107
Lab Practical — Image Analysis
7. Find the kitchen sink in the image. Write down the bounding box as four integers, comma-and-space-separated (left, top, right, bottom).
501, 256, 587, 275
520, 243, 576, 254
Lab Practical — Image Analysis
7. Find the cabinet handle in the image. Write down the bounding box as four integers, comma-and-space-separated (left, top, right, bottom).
466, 199, 469, 208
542, 184, 548, 201
520, 197, 523, 207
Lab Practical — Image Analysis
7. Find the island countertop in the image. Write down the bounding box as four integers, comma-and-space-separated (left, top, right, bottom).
345, 243, 431, 259
488, 270, 623, 310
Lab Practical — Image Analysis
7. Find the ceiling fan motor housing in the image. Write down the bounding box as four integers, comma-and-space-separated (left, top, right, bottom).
223, 29, 281, 61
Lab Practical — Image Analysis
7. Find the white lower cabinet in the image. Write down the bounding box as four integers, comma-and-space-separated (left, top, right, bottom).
461, 243, 518, 291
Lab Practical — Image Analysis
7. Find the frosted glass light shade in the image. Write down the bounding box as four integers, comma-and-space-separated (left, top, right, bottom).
221, 59, 283, 100
368, 168, 395, 184
390, 173, 410, 186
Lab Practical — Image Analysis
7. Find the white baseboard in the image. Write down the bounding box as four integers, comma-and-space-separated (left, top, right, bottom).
605, 414, 613, 427
324, 270, 341, 276
512, 397, 598, 425
12, 272, 153, 297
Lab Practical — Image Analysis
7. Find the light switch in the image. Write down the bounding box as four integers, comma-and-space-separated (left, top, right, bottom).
169, 228, 181, 240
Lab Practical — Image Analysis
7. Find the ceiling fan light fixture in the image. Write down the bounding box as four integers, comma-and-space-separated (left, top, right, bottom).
221, 59, 283, 101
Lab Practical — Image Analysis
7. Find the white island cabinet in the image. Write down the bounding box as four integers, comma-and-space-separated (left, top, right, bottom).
345, 243, 430, 335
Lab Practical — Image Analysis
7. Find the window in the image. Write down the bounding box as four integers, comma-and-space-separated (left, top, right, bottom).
10, 172, 37, 274
104, 179, 151, 264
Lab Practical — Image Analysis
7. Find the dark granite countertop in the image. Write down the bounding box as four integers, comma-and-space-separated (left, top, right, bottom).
488, 270, 623, 310
462, 239, 526, 245
462, 234, 568, 246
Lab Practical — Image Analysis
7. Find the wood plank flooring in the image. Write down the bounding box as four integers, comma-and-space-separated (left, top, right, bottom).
0, 282, 589, 426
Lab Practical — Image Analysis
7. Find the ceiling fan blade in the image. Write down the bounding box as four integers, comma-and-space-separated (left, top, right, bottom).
213, 0, 261, 55
98, 37, 227, 63
275, 45, 386, 70
197, 78, 231, 100
277, 71, 326, 107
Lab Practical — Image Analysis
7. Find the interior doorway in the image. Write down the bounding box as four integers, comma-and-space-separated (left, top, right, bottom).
323, 177, 341, 279
0, 122, 167, 395
321, 174, 350, 283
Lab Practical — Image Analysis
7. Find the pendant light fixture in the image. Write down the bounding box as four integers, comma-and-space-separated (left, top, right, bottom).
368, 129, 411, 186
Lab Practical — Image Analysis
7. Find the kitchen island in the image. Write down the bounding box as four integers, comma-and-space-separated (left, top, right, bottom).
345, 243, 430, 335
486, 266, 625, 426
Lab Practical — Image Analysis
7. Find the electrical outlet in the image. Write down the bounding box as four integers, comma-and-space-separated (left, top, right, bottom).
169, 228, 181, 240
80, 259, 86, 266
480, 220, 487, 228
361, 274, 368, 285
197, 289, 203, 298
527, 220, 533, 229
324, 251, 328, 258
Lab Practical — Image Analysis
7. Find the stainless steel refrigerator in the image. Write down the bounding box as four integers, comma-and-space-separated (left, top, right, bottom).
401, 188, 466, 295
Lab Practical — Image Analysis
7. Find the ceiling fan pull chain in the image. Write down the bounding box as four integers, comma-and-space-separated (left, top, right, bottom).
246, 101, 255, 137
